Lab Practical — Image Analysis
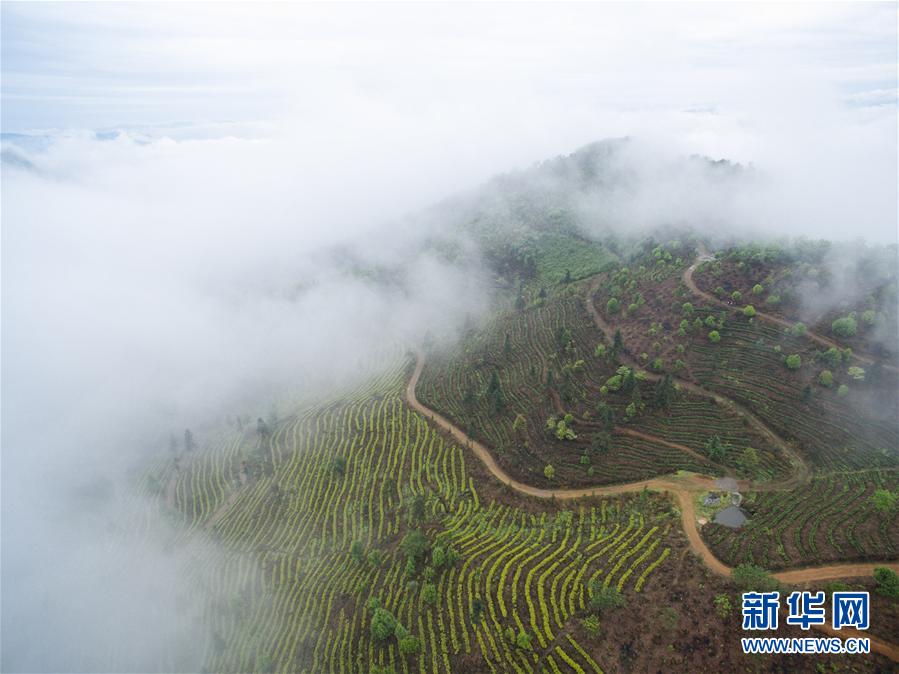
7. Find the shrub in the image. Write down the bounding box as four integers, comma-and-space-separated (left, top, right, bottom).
832, 316, 857, 338
581, 614, 600, 635
785, 354, 801, 370
515, 631, 532, 651
398, 635, 421, 656
714, 594, 732, 617
708, 330, 721, 343
874, 568, 899, 598
731, 564, 778, 592
818, 370, 833, 387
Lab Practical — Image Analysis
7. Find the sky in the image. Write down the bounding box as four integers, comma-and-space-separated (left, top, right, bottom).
1, 3, 897, 672
2, 2, 897, 218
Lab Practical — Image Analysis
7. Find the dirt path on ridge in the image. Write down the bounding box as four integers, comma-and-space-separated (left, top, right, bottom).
405, 351, 899, 660
684, 243, 898, 373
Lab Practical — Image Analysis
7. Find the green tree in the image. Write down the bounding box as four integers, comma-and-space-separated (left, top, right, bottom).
421, 582, 437, 605
791, 322, 807, 337
543, 464, 555, 480
401, 530, 430, 564
652, 374, 676, 410
596, 401, 615, 431
705, 435, 725, 461
742, 305, 756, 318
752, 284, 764, 295
588, 583, 626, 614
740, 447, 759, 475
837, 384, 849, 397
731, 290, 742, 302
785, 354, 801, 370
821, 347, 842, 368
486, 370, 505, 413
847, 366, 866, 381
682, 302, 694, 316
818, 370, 833, 387
408, 494, 426, 525
708, 330, 721, 343
872, 489, 897, 516
332, 455, 347, 477
874, 568, 899, 598
832, 316, 857, 338
431, 545, 446, 569
351, 540, 365, 564
612, 329, 623, 357
370, 608, 397, 641
606, 297, 621, 314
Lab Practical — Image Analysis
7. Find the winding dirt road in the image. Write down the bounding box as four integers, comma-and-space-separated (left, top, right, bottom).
406, 349, 899, 660
403, 244, 899, 658
684, 243, 898, 373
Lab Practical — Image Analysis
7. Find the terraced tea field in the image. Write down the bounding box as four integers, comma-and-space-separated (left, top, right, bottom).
158, 358, 678, 673
703, 470, 899, 569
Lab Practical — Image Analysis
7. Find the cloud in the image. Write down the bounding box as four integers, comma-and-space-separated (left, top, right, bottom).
1, 3, 896, 670
1, 131, 490, 671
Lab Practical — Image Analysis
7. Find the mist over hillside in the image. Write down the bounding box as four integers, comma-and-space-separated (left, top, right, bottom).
2, 3, 897, 672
